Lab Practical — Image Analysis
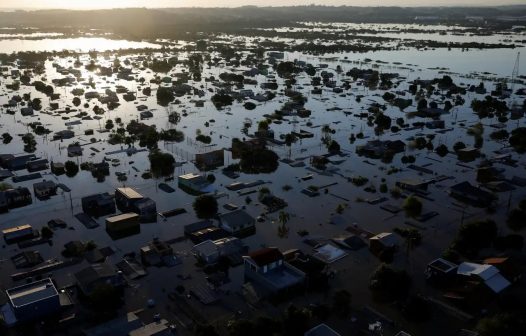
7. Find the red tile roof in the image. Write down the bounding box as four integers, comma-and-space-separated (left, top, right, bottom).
248, 247, 283, 267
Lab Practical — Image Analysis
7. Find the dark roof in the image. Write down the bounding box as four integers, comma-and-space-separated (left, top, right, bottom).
248, 247, 283, 267
451, 181, 494, 199
74, 262, 116, 287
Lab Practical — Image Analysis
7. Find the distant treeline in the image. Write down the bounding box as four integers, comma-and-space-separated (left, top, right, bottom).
0, 6, 525, 39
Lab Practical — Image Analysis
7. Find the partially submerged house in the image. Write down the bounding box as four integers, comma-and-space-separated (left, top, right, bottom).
132, 197, 157, 222
192, 237, 245, 264
74, 262, 126, 296
396, 179, 430, 193
369, 232, 399, 256
243, 247, 305, 298
178, 173, 213, 194
3, 278, 62, 325
184, 220, 229, 244
1, 187, 32, 209
140, 238, 175, 266
195, 149, 225, 171
457, 262, 511, 294
67, 144, 83, 157
81, 192, 116, 217
26, 158, 49, 172
113, 187, 156, 221
33, 180, 57, 199
115, 188, 144, 211
2, 224, 35, 243
105, 213, 140, 235
425, 258, 458, 283
218, 209, 256, 237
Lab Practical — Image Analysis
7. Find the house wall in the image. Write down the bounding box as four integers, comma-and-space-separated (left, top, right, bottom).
12, 295, 61, 322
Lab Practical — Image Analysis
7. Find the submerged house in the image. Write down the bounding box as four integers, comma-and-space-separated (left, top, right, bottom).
356, 140, 405, 159
449, 181, 496, 207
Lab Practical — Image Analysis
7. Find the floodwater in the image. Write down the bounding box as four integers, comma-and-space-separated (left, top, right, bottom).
0, 23, 525, 336
0, 37, 162, 53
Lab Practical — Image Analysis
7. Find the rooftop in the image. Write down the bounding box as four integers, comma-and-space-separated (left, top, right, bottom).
7, 278, 58, 308
428, 258, 458, 273
106, 213, 139, 223
262, 264, 305, 290
305, 323, 342, 336
247, 247, 283, 267
2, 224, 32, 235
116, 187, 143, 200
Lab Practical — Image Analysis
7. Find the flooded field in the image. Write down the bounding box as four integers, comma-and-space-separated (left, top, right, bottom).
0, 17, 525, 336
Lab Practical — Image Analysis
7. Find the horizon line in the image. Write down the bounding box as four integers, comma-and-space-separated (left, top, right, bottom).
1, 4, 526, 11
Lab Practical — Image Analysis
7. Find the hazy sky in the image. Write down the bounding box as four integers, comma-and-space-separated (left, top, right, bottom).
0, 0, 524, 10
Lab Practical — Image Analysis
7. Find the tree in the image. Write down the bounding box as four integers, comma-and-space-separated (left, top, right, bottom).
402, 295, 430, 322
156, 87, 174, 106
332, 289, 352, 318
194, 325, 219, 336
258, 119, 269, 131
148, 150, 175, 178
370, 264, 411, 302
452, 220, 497, 257
507, 208, 526, 231
278, 211, 290, 238
193, 195, 218, 219
41, 226, 54, 239
417, 98, 428, 111
65, 160, 79, 177
88, 283, 123, 312
0, 182, 13, 191
327, 140, 341, 153
435, 144, 449, 157
403, 195, 423, 218
453, 141, 466, 152
239, 148, 279, 174
509, 127, 526, 153
476, 313, 525, 336
282, 305, 311, 336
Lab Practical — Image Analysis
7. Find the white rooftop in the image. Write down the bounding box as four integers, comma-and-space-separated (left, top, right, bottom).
457, 262, 498, 280
458, 262, 511, 293
312, 243, 348, 264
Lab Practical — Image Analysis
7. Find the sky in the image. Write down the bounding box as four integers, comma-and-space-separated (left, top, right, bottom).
0, 0, 524, 10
